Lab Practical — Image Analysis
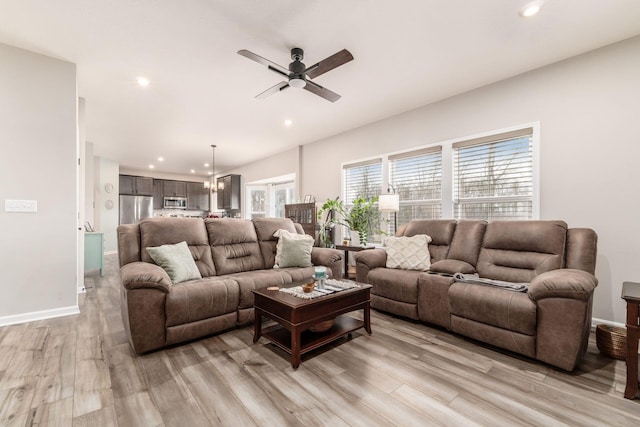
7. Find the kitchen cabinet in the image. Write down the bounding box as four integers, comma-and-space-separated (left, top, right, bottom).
119, 175, 153, 196
187, 182, 210, 211
153, 180, 164, 209
216, 174, 241, 210
163, 180, 187, 197
119, 175, 135, 195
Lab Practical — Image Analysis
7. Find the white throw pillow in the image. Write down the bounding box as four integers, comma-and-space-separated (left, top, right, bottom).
273, 229, 314, 268
384, 234, 432, 271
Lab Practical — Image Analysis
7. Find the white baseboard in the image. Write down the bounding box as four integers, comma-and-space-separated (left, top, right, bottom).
0, 305, 80, 327
591, 317, 625, 329
77, 286, 87, 294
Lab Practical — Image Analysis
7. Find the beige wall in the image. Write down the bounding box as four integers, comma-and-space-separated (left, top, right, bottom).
234, 36, 640, 324
0, 42, 78, 321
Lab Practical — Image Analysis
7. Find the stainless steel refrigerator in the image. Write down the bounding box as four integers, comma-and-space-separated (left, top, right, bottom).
119, 195, 153, 225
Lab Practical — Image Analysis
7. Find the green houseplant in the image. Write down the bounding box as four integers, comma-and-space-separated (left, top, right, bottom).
317, 195, 380, 247
317, 197, 343, 248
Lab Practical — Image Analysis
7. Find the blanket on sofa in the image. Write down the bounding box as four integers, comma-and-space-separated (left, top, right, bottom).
453, 273, 529, 293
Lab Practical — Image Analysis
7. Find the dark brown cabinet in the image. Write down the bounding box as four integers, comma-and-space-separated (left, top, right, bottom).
152, 180, 164, 209
187, 182, 210, 211
163, 180, 187, 197
216, 174, 241, 210
119, 175, 153, 196
285, 203, 317, 238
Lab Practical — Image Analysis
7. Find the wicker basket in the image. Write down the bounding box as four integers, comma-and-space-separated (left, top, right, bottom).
596, 324, 626, 360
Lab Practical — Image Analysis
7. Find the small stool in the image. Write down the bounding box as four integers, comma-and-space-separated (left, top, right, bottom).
622, 281, 640, 399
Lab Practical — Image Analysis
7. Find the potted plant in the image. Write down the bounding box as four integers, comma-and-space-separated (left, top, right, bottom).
317, 195, 381, 247
317, 197, 344, 248
342, 196, 379, 247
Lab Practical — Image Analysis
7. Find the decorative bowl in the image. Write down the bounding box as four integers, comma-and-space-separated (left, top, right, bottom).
302, 282, 315, 293
310, 318, 335, 333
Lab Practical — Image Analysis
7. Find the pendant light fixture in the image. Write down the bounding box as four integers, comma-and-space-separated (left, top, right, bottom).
210, 144, 216, 192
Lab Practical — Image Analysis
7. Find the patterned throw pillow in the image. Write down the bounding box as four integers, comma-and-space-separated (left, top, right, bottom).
146, 241, 202, 284
384, 234, 432, 271
273, 229, 314, 268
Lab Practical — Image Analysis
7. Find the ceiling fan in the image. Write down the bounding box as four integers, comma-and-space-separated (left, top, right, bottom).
237, 47, 353, 102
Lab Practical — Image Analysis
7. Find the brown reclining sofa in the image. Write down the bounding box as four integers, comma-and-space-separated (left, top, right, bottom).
117, 216, 342, 353
355, 220, 598, 371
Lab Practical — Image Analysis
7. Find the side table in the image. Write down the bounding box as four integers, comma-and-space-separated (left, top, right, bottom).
335, 245, 375, 279
622, 281, 640, 399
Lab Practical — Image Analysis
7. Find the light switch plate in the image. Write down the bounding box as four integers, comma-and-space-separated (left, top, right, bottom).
5, 199, 38, 213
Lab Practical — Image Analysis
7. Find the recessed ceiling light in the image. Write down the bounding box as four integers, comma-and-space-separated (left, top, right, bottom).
190, 169, 195, 173
520, 1, 544, 17
204, 163, 210, 167
208, 171, 213, 175
284, 119, 293, 127
149, 164, 154, 169
137, 76, 150, 87
157, 157, 164, 162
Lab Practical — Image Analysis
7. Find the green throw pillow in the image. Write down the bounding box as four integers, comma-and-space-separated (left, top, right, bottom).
146, 241, 202, 284
273, 229, 314, 268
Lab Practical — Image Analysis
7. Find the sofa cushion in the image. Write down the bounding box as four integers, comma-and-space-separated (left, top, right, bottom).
447, 220, 487, 266
399, 220, 456, 262
165, 278, 239, 326
206, 218, 264, 275
384, 235, 432, 271
476, 220, 567, 283
146, 241, 202, 284
368, 268, 421, 304
229, 269, 292, 309
253, 217, 299, 268
140, 217, 216, 277
273, 229, 314, 268
448, 282, 537, 336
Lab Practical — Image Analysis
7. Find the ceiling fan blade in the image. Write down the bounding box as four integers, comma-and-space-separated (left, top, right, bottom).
256, 81, 290, 99
304, 49, 354, 80
303, 80, 341, 102
238, 49, 289, 78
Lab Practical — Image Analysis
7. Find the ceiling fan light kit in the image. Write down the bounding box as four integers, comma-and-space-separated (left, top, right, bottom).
238, 47, 353, 102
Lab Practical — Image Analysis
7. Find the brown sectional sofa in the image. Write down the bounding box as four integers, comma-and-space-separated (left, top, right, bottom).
117, 216, 342, 353
355, 219, 598, 371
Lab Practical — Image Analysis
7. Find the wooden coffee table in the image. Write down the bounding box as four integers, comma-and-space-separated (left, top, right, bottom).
252, 281, 372, 369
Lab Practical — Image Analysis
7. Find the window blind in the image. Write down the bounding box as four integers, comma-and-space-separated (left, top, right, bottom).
390, 147, 442, 228
343, 159, 382, 205
453, 132, 533, 220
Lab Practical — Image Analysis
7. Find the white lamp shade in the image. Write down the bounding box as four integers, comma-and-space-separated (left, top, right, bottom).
379, 194, 399, 212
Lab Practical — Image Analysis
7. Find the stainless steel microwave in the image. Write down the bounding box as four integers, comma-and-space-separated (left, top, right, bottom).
163, 197, 187, 209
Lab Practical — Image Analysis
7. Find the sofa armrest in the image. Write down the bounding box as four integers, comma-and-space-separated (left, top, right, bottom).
529, 269, 598, 371
311, 247, 343, 279
120, 262, 172, 293
354, 248, 387, 283
528, 269, 598, 302
429, 259, 476, 275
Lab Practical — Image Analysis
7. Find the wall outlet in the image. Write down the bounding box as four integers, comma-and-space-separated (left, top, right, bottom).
5, 199, 37, 213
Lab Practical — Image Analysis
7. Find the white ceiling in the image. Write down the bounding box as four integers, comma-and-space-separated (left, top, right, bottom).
1, 1, 640, 177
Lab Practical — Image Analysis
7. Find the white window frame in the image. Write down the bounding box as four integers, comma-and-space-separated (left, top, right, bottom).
341, 122, 540, 224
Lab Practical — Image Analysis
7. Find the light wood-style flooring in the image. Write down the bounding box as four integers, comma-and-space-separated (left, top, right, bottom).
0, 254, 638, 426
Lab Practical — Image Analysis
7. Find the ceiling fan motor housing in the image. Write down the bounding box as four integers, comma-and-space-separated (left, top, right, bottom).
289, 48, 305, 76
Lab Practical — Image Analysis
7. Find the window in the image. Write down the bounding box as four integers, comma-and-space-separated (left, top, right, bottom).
343, 160, 382, 204
245, 179, 295, 219
247, 186, 267, 219
389, 147, 442, 230
343, 160, 383, 241
341, 124, 538, 232
453, 128, 533, 220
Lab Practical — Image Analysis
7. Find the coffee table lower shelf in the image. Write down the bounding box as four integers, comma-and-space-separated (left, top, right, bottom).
261, 315, 363, 357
